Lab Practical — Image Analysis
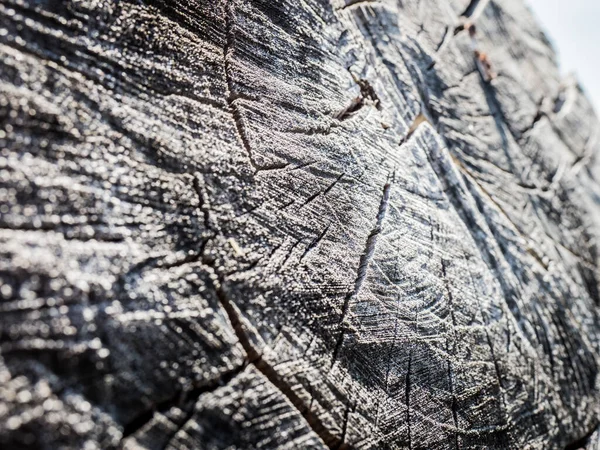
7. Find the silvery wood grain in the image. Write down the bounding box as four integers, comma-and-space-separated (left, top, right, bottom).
1, 0, 599, 448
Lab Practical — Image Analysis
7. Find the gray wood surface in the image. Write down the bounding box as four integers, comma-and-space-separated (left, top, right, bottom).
1, 0, 599, 448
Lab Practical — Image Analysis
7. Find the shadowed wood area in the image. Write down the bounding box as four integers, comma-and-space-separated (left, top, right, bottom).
1, 0, 600, 448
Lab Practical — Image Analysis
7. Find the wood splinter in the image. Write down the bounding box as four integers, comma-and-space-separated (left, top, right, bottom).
467, 23, 496, 82
474, 50, 496, 82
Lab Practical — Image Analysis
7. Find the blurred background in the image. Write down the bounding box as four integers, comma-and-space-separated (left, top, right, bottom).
527, 0, 600, 112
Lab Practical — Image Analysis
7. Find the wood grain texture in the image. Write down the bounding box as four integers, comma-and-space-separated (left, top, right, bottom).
1, 0, 599, 448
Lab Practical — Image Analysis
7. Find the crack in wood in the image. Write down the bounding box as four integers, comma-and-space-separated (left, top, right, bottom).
406, 348, 413, 450
399, 113, 430, 146
460, 0, 491, 20
299, 173, 346, 210
223, 1, 287, 173
336, 73, 381, 120
202, 257, 348, 449
441, 259, 461, 449
332, 176, 392, 366
300, 223, 332, 262
338, 0, 379, 11
435, 25, 451, 53
277, 238, 303, 272
223, 1, 257, 172
563, 423, 599, 450
119, 364, 247, 443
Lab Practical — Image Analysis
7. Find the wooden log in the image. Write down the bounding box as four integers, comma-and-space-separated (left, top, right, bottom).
0, 0, 599, 448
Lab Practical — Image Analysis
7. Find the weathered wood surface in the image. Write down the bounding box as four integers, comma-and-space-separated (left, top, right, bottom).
1, 0, 600, 448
